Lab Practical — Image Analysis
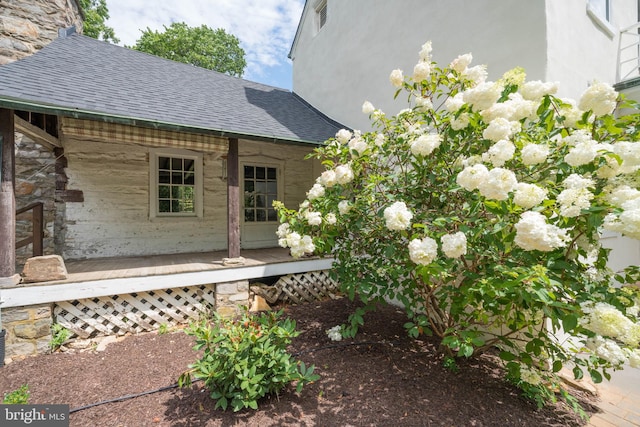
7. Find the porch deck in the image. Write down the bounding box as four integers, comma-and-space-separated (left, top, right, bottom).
1, 248, 334, 308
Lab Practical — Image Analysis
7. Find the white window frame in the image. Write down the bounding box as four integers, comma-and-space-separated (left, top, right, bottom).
587, 0, 616, 37
315, 0, 327, 32
241, 161, 282, 224
149, 147, 203, 218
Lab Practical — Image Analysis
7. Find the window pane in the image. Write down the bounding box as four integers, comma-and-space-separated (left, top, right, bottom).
268, 195, 277, 208
267, 182, 277, 194
159, 171, 170, 184
172, 172, 183, 185
244, 209, 254, 222
256, 195, 265, 208
256, 182, 266, 194
184, 158, 195, 171
158, 157, 170, 170
244, 166, 254, 178
267, 209, 277, 222
256, 167, 265, 179
158, 185, 170, 198
244, 195, 255, 207
171, 200, 180, 212
171, 157, 182, 170
159, 200, 170, 212
184, 172, 195, 185
171, 186, 180, 199
267, 168, 276, 180
244, 181, 254, 193
256, 209, 266, 221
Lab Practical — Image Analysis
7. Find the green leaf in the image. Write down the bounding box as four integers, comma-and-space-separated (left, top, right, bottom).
562, 314, 578, 332
552, 360, 563, 373
589, 369, 603, 384
499, 351, 516, 361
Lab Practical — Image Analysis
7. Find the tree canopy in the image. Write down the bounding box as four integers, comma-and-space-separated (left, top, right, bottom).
78, 0, 119, 43
132, 23, 247, 77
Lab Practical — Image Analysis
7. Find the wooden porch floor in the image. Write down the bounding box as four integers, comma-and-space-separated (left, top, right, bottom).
59, 248, 298, 284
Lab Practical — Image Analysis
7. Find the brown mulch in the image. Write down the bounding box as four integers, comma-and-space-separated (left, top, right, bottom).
0, 297, 597, 426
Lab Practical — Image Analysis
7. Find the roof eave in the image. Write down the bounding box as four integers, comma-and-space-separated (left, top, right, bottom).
0, 97, 325, 147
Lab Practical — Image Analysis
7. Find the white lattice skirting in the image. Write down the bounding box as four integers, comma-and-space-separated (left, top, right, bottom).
53, 285, 215, 339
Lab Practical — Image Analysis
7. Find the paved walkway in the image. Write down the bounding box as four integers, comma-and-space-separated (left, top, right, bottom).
588, 366, 640, 426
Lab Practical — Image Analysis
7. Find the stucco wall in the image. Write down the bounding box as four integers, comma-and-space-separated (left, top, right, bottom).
291, 0, 547, 131
545, 0, 638, 99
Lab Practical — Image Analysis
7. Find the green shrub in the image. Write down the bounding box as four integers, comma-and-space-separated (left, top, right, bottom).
3, 385, 30, 404
49, 323, 70, 351
178, 309, 319, 411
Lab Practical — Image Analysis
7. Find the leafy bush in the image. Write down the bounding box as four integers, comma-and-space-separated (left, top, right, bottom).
274, 41, 640, 406
3, 385, 30, 404
49, 323, 70, 351
178, 310, 319, 411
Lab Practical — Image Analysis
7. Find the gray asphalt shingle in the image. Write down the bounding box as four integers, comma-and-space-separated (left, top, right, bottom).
0, 33, 342, 144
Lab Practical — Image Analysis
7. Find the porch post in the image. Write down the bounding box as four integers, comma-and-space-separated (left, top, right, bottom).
227, 138, 240, 258
0, 109, 16, 278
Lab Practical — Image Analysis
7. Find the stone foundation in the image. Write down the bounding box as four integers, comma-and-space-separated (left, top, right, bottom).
2, 303, 53, 364
215, 280, 250, 317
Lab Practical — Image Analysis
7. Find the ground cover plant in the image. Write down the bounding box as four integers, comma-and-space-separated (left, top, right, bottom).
275, 42, 640, 407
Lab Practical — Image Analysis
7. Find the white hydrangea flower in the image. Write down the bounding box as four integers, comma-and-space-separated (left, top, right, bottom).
481, 93, 536, 122
483, 118, 521, 142
411, 133, 442, 157
415, 96, 433, 111
564, 139, 601, 167
563, 174, 594, 190
463, 81, 501, 111
335, 129, 352, 144
276, 223, 290, 239
521, 143, 550, 166
514, 182, 547, 209
413, 61, 431, 82
348, 133, 368, 157
441, 232, 467, 258
457, 164, 490, 191
604, 198, 640, 239
462, 65, 488, 86
307, 183, 325, 200
559, 98, 583, 128
482, 139, 515, 167
408, 236, 438, 265
578, 81, 618, 117
606, 185, 640, 208
384, 201, 413, 231
613, 141, 640, 174
326, 325, 342, 342
557, 188, 594, 217
305, 210, 322, 226
390, 68, 404, 88
338, 200, 351, 215
478, 168, 518, 200
362, 101, 375, 115
519, 80, 558, 102
289, 234, 315, 258
450, 113, 470, 130
326, 213, 337, 225
519, 365, 543, 386
627, 349, 640, 368
375, 133, 386, 147
480, 102, 515, 123
445, 93, 465, 113
580, 301, 634, 339
318, 169, 337, 187
514, 211, 569, 251
419, 41, 433, 62
335, 164, 354, 185
586, 336, 628, 366
450, 53, 473, 73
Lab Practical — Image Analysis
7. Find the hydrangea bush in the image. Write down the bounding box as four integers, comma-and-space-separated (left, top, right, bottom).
274, 42, 640, 405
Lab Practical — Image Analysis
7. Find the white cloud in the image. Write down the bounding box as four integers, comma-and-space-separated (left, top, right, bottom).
105, 0, 304, 88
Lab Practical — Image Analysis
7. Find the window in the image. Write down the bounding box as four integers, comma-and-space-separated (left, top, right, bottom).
316, 1, 327, 31
150, 149, 203, 217
243, 165, 278, 222
588, 0, 611, 21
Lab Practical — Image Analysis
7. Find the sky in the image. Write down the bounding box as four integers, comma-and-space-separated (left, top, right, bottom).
104, 0, 305, 90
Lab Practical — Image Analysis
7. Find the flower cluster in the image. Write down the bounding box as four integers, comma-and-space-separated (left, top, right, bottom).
326, 326, 343, 342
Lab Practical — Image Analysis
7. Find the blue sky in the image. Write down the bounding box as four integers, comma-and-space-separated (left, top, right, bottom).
105, 0, 305, 90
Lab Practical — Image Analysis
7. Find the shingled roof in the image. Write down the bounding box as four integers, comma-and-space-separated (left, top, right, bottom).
0, 31, 342, 145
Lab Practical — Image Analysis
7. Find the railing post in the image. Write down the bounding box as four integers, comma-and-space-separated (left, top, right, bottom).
0, 109, 16, 279
32, 202, 43, 257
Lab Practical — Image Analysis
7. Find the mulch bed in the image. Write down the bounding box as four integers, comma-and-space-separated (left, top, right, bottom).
0, 297, 597, 426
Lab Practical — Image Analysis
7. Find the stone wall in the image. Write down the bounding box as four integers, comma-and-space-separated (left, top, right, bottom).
15, 134, 58, 267
2, 304, 53, 364
215, 280, 250, 318
0, 0, 83, 64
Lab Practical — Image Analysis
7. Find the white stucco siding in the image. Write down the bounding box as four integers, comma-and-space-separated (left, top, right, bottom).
62, 138, 227, 260
545, 0, 638, 100
291, 0, 547, 131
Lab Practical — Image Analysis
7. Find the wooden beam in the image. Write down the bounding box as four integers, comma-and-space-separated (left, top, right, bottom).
227, 138, 241, 258
0, 108, 16, 277
14, 115, 61, 151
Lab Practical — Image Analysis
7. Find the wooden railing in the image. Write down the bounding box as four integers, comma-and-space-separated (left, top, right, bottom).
15, 202, 43, 257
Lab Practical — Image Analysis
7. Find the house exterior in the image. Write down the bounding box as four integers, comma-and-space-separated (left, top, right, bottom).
290, 0, 639, 131
0, 29, 340, 361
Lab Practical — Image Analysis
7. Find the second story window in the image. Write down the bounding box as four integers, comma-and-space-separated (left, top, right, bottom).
588, 0, 611, 21
316, 1, 327, 31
